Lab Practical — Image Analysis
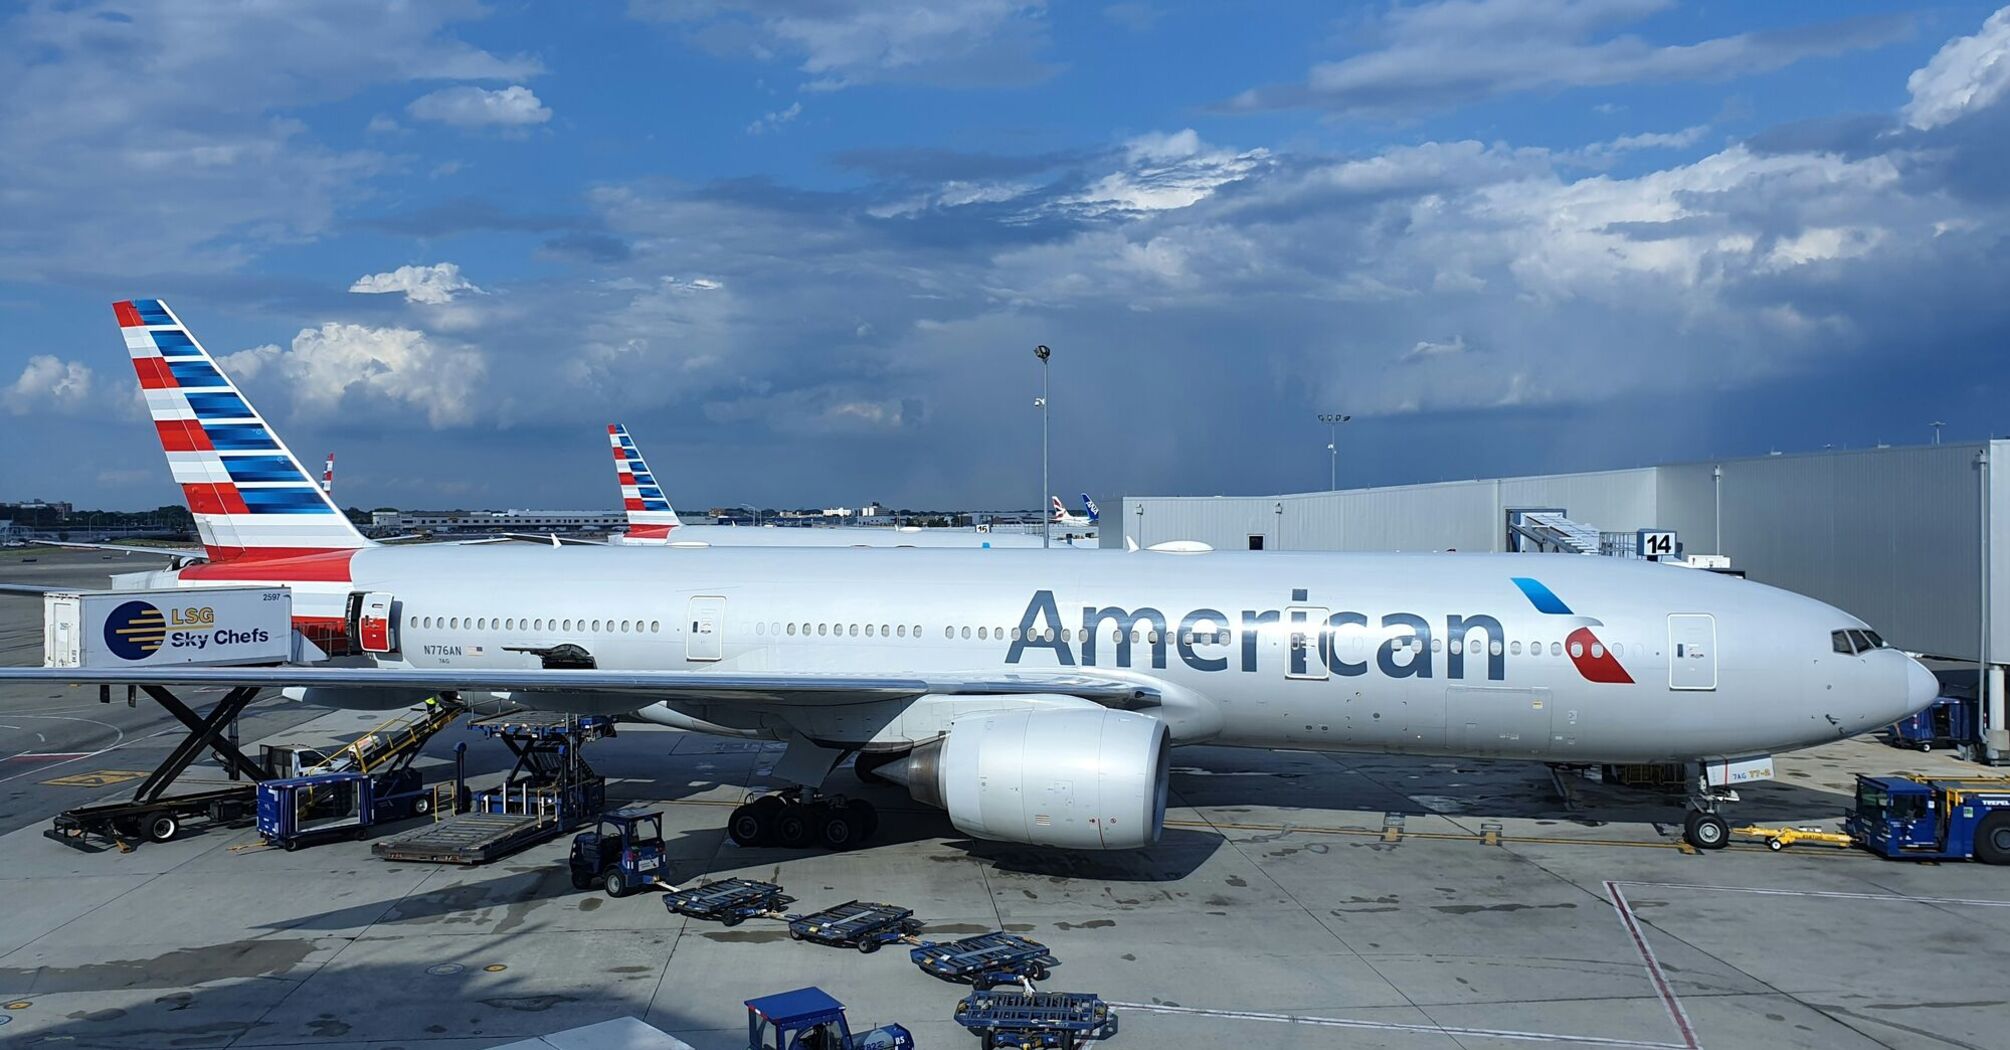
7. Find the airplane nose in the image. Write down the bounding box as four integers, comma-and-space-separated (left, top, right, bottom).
1905, 658, 1939, 715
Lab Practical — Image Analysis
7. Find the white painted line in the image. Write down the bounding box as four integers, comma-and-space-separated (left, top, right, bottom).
1605, 881, 1701, 1050
1107, 1001, 1689, 1049
1617, 881, 2010, 910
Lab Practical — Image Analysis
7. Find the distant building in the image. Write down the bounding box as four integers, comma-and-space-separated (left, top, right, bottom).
374, 509, 630, 533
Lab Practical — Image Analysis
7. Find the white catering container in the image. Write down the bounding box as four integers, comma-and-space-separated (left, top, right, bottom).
43, 586, 293, 668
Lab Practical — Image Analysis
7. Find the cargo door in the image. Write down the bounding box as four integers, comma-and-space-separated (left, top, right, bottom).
1447, 686, 1554, 757
1285, 606, 1329, 680
351, 591, 398, 655
1668, 614, 1717, 691
687, 596, 725, 662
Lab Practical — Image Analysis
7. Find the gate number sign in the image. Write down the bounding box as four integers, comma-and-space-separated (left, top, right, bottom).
1637, 529, 1677, 558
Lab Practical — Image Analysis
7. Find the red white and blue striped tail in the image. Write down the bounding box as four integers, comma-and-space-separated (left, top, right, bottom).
117, 300, 371, 562
609, 423, 679, 541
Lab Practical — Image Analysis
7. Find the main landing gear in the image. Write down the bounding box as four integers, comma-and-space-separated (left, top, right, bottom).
727, 787, 878, 851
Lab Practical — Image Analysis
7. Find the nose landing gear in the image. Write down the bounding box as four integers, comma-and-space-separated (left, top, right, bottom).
727, 787, 878, 851
1682, 772, 1737, 850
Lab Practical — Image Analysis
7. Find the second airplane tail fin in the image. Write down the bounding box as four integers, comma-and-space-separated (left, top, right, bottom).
1081, 493, 1100, 523
609, 424, 680, 541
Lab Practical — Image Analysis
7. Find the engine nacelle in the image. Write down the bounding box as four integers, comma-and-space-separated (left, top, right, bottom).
894, 707, 1170, 850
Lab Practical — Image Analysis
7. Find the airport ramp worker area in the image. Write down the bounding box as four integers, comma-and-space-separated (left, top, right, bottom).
3, 548, 2007, 1050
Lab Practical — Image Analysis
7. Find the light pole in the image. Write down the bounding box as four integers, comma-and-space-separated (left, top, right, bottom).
1035, 345, 1051, 549
1318, 413, 1351, 491
1932, 421, 1946, 446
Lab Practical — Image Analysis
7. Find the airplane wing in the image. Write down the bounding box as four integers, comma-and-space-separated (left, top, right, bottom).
28, 540, 208, 560
500, 533, 610, 546
0, 666, 1158, 708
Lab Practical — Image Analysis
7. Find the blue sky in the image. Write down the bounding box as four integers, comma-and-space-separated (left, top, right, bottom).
5, 1, 2010, 511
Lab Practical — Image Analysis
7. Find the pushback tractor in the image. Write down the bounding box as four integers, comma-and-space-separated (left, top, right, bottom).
1847, 774, 2010, 863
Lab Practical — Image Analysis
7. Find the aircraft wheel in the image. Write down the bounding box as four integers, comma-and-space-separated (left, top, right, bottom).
727, 804, 769, 847
1684, 811, 1729, 850
774, 806, 812, 849
1974, 813, 2010, 865
817, 807, 862, 851
847, 798, 879, 840
146, 814, 179, 843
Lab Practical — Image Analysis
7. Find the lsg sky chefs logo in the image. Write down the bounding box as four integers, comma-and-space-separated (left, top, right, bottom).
103, 600, 268, 660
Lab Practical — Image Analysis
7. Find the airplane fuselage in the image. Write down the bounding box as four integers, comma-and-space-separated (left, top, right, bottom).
149, 544, 1931, 766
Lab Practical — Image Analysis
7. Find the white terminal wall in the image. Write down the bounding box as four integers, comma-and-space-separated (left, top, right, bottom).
1118, 441, 2010, 662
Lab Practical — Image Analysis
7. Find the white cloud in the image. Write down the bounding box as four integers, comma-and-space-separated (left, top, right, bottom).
1066, 129, 1270, 213
0, 0, 538, 277
221, 324, 486, 427
1904, 7, 2010, 130
3, 355, 95, 415
406, 85, 552, 128
632, 0, 1055, 89
1404, 336, 1469, 360
1223, 0, 1907, 117
746, 101, 802, 135
350, 262, 484, 305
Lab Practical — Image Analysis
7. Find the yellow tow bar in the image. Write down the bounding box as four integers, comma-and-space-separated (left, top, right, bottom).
1732, 825, 1857, 851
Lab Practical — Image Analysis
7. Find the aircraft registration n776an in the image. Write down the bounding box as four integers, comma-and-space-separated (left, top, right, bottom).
0, 301, 1937, 853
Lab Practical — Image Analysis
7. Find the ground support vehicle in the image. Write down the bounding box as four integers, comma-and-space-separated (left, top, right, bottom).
786, 900, 922, 953
1847, 774, 2010, 863
665, 878, 796, 926
953, 989, 1116, 1049
911, 932, 1057, 990
569, 808, 668, 897
745, 987, 913, 1050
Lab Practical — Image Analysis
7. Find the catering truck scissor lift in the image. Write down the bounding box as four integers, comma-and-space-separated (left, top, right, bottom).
41, 586, 294, 851
373, 715, 610, 865
1846, 774, 2010, 863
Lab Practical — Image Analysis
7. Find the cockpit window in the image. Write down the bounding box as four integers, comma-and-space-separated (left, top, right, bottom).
1833, 629, 1888, 655
1833, 630, 1857, 654
1861, 630, 1885, 649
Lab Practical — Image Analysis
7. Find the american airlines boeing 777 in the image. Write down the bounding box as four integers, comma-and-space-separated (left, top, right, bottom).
0, 301, 1938, 854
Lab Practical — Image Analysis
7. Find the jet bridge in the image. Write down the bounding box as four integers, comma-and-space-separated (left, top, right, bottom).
1505, 508, 1605, 555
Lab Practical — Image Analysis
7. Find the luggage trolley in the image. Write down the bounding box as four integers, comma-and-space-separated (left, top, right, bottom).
663, 878, 795, 926
953, 989, 1117, 1050
787, 900, 923, 953
910, 931, 1057, 989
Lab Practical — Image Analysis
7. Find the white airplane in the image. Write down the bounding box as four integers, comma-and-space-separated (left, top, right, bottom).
0, 301, 1941, 856
604, 423, 1085, 549
1051, 494, 1096, 529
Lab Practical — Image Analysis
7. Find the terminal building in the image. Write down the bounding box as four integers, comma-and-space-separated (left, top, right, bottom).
1113, 441, 2010, 762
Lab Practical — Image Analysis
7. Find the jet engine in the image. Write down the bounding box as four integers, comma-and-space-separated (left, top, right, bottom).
887, 707, 1169, 850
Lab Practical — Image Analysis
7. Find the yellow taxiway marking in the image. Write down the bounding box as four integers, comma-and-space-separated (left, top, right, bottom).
41, 769, 148, 788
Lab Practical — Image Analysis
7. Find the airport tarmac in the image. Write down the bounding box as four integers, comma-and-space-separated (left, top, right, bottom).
1, 549, 2004, 1050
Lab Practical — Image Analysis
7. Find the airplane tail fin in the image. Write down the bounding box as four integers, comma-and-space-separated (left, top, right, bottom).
1050, 495, 1068, 521
609, 424, 680, 540
116, 299, 370, 561
321, 453, 335, 494
1081, 493, 1100, 523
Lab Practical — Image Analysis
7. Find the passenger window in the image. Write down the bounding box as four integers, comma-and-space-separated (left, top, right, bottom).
978, 627, 988, 640
1469, 639, 1481, 654
849, 624, 859, 637
787, 623, 797, 636
961, 626, 972, 640
1591, 643, 1605, 658
1613, 642, 1623, 656
863, 624, 873, 637
913, 624, 922, 637
450, 617, 459, 629
1550, 641, 1562, 656
1489, 640, 1502, 656
1569, 642, 1584, 658
1510, 641, 1521, 655
896, 625, 906, 638
945, 626, 954, 639
756, 622, 766, 635
818, 624, 828, 636
880, 623, 890, 637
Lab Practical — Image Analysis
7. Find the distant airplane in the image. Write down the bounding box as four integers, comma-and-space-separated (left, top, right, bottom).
0, 301, 1943, 857
1051, 495, 1097, 528
606, 423, 1082, 549
320, 453, 335, 494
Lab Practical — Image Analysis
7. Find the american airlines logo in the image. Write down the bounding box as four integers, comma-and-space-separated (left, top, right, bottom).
1003, 578, 1634, 685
